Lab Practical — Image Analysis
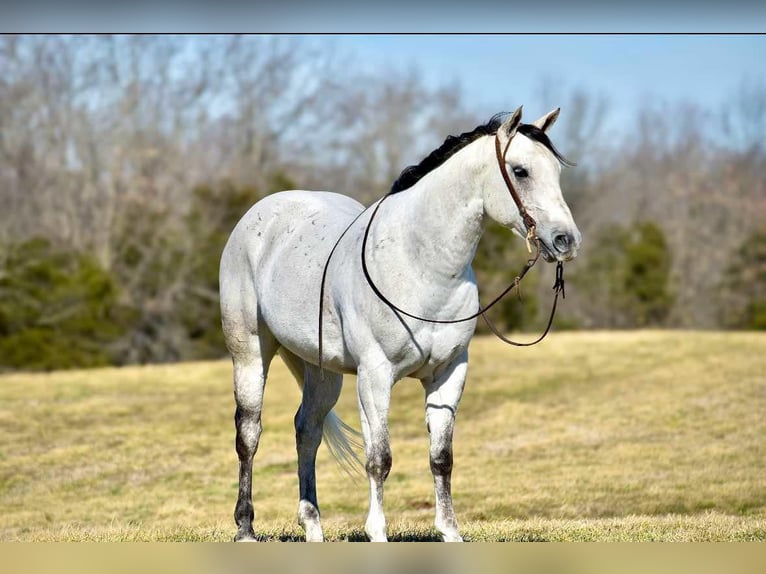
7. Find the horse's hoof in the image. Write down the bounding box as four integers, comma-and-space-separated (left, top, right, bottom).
234, 528, 257, 542
303, 522, 325, 542
366, 531, 388, 542
365, 514, 388, 542
442, 533, 463, 542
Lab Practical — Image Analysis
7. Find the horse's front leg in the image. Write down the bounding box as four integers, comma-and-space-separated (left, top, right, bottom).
421, 350, 468, 542
356, 362, 394, 542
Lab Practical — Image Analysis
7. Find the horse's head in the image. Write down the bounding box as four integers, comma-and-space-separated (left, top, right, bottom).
483, 107, 582, 262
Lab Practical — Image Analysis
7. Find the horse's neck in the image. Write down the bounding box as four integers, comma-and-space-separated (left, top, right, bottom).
391, 137, 493, 279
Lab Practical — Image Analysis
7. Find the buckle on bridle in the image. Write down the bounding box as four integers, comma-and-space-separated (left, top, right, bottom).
524, 224, 536, 254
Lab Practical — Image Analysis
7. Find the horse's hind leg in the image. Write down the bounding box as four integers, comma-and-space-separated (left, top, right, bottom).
282, 350, 343, 542
230, 328, 279, 542
421, 350, 468, 542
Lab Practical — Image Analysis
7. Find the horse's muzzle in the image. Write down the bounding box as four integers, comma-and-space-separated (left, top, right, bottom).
545, 229, 581, 262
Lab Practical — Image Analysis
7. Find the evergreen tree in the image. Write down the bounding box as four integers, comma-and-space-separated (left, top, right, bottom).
720, 229, 766, 329
0, 239, 127, 370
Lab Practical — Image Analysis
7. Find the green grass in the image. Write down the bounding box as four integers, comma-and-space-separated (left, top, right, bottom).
1, 331, 764, 541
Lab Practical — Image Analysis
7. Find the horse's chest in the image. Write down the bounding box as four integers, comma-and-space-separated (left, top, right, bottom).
396, 321, 475, 379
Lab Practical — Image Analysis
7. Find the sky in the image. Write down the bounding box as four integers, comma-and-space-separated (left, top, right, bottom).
4, 3, 764, 138
328, 35, 766, 136
6, 2, 766, 34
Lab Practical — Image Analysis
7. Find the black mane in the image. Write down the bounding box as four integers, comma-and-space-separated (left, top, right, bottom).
389, 112, 573, 194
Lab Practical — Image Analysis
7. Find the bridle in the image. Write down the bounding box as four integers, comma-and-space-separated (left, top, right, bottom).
317, 129, 567, 375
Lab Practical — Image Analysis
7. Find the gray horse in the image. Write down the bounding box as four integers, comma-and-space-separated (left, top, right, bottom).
219, 107, 581, 542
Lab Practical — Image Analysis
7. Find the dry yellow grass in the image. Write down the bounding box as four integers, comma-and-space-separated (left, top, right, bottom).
1, 331, 764, 541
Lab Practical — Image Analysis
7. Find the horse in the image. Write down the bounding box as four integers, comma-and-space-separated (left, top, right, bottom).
219, 106, 582, 542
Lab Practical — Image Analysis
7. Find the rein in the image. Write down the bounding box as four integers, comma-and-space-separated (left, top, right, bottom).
318, 131, 566, 374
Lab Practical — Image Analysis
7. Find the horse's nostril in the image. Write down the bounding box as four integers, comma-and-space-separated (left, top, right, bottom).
553, 232, 572, 252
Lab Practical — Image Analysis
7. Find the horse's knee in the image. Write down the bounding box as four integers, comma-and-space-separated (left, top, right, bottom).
235, 406, 262, 458
430, 446, 453, 477
294, 408, 323, 450
234, 377, 265, 414
365, 446, 392, 482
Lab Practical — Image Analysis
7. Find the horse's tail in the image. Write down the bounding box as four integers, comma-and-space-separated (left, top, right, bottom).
323, 410, 364, 477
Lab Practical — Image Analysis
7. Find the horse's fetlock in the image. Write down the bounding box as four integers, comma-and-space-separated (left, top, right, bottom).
297, 500, 321, 524
234, 503, 254, 527
298, 500, 324, 541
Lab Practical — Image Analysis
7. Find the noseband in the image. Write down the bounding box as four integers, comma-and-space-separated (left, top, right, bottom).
318, 130, 567, 374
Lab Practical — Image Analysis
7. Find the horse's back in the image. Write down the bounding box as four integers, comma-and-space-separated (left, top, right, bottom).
230, 189, 363, 273
219, 190, 364, 357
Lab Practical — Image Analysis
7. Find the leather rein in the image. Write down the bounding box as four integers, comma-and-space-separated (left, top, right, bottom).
318, 130, 566, 374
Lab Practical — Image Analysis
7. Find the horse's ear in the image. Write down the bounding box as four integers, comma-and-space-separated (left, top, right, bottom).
532, 107, 560, 133
501, 106, 523, 138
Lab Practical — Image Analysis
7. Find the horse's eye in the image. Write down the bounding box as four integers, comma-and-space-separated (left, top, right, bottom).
512, 166, 528, 178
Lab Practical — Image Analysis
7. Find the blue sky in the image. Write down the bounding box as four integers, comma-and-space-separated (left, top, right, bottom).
5, 0, 764, 139
10, 3, 764, 34
329, 35, 766, 134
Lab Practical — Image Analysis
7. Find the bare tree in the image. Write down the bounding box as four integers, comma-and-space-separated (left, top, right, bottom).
722, 78, 766, 153
2, 35, 764, 369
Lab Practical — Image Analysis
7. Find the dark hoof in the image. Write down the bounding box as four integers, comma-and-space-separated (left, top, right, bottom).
234, 527, 257, 542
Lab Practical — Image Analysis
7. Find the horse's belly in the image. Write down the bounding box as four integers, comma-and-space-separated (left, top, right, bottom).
251, 191, 364, 366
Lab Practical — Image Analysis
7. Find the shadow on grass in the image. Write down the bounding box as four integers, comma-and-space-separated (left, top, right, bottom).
251, 529, 553, 542
494, 532, 550, 542
253, 529, 444, 542
250, 530, 555, 542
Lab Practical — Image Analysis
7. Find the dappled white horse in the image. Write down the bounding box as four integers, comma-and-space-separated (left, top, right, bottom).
219, 107, 581, 542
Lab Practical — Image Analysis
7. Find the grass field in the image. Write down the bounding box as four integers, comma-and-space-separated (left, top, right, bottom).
1, 331, 764, 542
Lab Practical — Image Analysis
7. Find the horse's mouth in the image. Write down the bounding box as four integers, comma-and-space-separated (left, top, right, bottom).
539, 240, 557, 263
539, 238, 578, 263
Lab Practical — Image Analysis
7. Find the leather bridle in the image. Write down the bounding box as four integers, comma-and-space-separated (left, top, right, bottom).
317, 129, 567, 374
